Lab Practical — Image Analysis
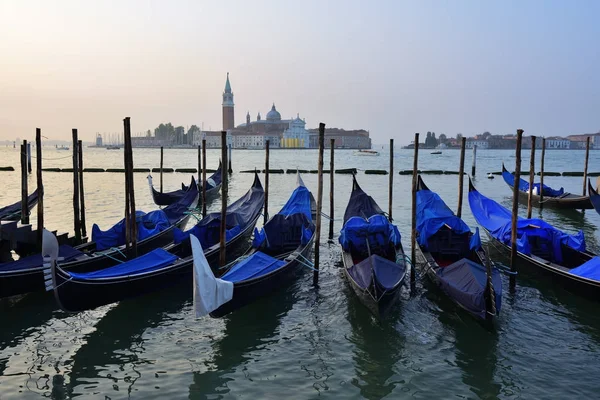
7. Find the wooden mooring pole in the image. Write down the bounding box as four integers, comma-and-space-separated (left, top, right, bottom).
583, 136, 591, 196
72, 129, 81, 243
329, 138, 335, 239
264, 140, 270, 225
313, 123, 325, 285
228, 143, 233, 174
410, 133, 419, 288
510, 129, 524, 289
471, 144, 477, 176
27, 142, 32, 174
160, 146, 164, 193
388, 138, 394, 221
219, 131, 228, 267
527, 136, 536, 219
457, 137, 466, 218
540, 138, 546, 207
36, 129, 43, 245
202, 139, 207, 218
20, 140, 29, 225
78, 140, 87, 238
198, 145, 202, 189
123, 117, 137, 257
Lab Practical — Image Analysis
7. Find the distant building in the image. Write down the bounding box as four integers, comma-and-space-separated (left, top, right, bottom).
222, 73, 235, 131
95, 133, 103, 147
547, 137, 570, 149
465, 139, 489, 149
282, 115, 310, 148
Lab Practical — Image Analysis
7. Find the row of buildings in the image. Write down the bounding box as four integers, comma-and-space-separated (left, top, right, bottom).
459, 133, 600, 150
116, 74, 371, 149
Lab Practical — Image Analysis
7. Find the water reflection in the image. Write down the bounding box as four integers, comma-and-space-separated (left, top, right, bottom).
188, 283, 296, 398
66, 283, 190, 397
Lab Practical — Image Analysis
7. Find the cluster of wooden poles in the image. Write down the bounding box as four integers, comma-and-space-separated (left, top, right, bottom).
17, 124, 593, 289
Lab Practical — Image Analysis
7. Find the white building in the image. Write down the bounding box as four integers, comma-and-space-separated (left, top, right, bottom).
465, 139, 489, 149
547, 137, 570, 149
282, 115, 310, 148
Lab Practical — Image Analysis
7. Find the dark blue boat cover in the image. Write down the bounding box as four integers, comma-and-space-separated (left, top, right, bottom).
153, 176, 196, 206
416, 188, 480, 250
0, 245, 83, 272
0, 188, 39, 221
347, 254, 405, 290
68, 248, 177, 279
183, 162, 223, 192
339, 215, 401, 255
437, 258, 503, 319
502, 169, 564, 197
92, 210, 171, 251
569, 257, 600, 281
221, 251, 286, 283
161, 180, 198, 224
590, 185, 600, 216
469, 188, 585, 262
252, 185, 314, 249
173, 175, 264, 246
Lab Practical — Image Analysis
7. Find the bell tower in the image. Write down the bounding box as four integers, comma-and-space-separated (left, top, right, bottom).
222, 72, 234, 130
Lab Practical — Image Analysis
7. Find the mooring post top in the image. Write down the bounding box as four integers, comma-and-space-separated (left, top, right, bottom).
517, 129, 524, 135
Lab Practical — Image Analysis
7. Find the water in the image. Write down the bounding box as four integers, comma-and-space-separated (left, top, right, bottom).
1, 146, 600, 399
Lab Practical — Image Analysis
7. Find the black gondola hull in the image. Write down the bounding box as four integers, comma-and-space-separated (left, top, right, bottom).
52, 215, 259, 312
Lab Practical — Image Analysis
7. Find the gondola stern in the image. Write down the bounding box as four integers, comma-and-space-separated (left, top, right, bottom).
468, 176, 477, 192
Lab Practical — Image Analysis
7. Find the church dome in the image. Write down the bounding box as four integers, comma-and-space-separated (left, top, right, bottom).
266, 104, 281, 121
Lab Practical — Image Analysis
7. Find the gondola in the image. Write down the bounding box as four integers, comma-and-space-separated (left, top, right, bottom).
194, 173, 316, 318
414, 175, 501, 322
469, 178, 600, 301
588, 179, 600, 216
147, 162, 222, 206
0, 189, 39, 221
339, 175, 407, 317
0, 180, 198, 299
48, 173, 264, 312
501, 163, 592, 209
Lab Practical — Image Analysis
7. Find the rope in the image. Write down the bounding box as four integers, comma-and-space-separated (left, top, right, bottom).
30, 154, 74, 160
320, 212, 334, 221
95, 247, 127, 263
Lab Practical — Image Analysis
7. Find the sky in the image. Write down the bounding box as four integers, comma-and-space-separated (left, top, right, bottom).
1, 0, 599, 145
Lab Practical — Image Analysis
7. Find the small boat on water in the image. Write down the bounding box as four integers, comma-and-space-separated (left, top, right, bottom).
431, 151, 442, 155
469, 178, 600, 301
56, 145, 69, 151
339, 175, 407, 317
414, 175, 501, 322
194, 173, 316, 318
353, 149, 380, 156
0, 189, 39, 221
501, 163, 592, 209
106, 145, 120, 150
48, 173, 265, 312
147, 162, 222, 206
0, 182, 199, 299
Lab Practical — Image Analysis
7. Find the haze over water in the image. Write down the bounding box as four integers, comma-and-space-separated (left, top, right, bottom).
1, 147, 600, 398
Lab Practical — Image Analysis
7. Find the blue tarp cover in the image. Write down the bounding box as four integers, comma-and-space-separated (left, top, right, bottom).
252, 185, 314, 249
0, 245, 83, 272
469, 188, 585, 262
437, 258, 503, 319
173, 175, 264, 246
590, 188, 600, 217
569, 257, 600, 281
68, 248, 177, 279
221, 251, 286, 283
502, 169, 564, 197
161, 181, 198, 224
92, 210, 171, 251
347, 254, 404, 290
343, 180, 384, 224
416, 189, 479, 249
339, 215, 401, 255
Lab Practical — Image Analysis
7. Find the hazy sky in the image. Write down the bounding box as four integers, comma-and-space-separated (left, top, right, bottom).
1, 0, 599, 144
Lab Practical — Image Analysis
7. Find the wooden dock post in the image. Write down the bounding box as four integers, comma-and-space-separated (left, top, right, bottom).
540, 138, 546, 206
72, 129, 81, 243
27, 142, 32, 174
35, 129, 43, 245
527, 136, 536, 219
219, 131, 228, 267
410, 133, 419, 288
264, 140, 270, 224
228, 143, 233, 174
471, 144, 477, 176
457, 137, 466, 217
160, 146, 164, 193
78, 140, 87, 238
123, 117, 137, 257
583, 136, 591, 196
313, 123, 325, 285
197, 145, 201, 187
20, 140, 29, 225
329, 138, 335, 239
202, 139, 207, 218
388, 138, 394, 221
510, 129, 524, 289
